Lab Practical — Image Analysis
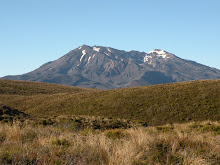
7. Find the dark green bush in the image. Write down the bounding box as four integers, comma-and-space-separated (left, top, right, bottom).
0, 133, 6, 145
104, 129, 125, 140
51, 138, 70, 147
0, 152, 13, 164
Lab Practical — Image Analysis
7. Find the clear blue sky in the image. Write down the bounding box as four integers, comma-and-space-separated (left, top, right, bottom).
1, 0, 220, 77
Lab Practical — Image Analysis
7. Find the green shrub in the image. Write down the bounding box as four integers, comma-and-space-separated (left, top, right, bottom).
0, 152, 13, 164
50, 138, 70, 147
0, 132, 6, 145
1, 118, 9, 123
21, 129, 37, 143
190, 123, 220, 135
137, 140, 183, 164
199, 124, 220, 135
104, 129, 125, 140
53, 119, 83, 131
156, 126, 174, 133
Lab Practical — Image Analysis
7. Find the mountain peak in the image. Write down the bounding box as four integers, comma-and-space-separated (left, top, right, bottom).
93, 46, 101, 52
144, 49, 171, 62
3, 45, 220, 89
79, 44, 91, 49
77, 45, 102, 52
147, 49, 167, 55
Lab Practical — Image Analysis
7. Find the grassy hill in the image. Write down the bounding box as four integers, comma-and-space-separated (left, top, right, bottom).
0, 79, 220, 125
0, 79, 97, 95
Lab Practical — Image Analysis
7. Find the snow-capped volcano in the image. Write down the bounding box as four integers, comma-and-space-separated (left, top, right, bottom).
2, 45, 220, 89
144, 49, 173, 63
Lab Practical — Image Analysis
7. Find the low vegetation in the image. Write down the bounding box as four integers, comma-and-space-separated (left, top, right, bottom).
0, 79, 220, 164
0, 79, 96, 95
0, 121, 219, 164
0, 79, 220, 125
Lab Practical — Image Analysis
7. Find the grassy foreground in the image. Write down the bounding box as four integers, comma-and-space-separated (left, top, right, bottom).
0, 79, 220, 164
0, 121, 219, 165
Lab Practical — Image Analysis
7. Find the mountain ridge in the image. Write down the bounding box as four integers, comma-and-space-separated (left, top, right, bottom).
2, 45, 220, 89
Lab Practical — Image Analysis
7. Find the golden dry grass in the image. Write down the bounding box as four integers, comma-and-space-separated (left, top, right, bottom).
0, 121, 219, 165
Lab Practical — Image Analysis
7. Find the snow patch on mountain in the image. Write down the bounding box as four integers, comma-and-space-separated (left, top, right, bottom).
159, 54, 170, 59
144, 55, 153, 62
80, 50, 86, 62
104, 52, 110, 56
93, 47, 100, 52
143, 49, 172, 63
145, 49, 170, 60
87, 56, 91, 65
148, 49, 166, 55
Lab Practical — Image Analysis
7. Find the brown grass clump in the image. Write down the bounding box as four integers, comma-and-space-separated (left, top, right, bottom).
0, 121, 219, 164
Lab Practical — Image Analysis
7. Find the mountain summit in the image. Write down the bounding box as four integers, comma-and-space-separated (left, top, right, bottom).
3, 45, 220, 89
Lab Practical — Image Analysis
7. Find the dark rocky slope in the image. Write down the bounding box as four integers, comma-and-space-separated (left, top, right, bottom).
3, 45, 220, 89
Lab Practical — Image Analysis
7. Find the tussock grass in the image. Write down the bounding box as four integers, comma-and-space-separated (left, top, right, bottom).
0, 121, 219, 164
1, 79, 220, 164
1, 79, 220, 125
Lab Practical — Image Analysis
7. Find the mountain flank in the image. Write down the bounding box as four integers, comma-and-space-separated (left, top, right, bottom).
2, 45, 220, 89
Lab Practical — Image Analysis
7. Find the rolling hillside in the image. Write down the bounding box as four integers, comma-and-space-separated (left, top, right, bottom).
0, 79, 219, 125
0, 79, 97, 95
